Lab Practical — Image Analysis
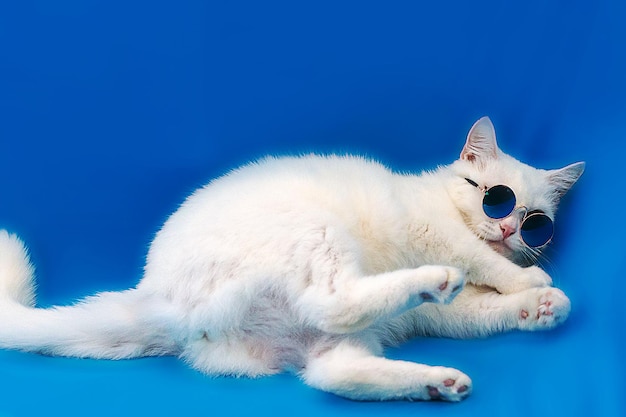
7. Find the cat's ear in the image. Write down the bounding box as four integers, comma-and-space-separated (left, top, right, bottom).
546, 161, 585, 200
460, 117, 499, 166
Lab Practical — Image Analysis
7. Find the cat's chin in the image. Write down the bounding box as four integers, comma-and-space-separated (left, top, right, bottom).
486, 240, 514, 258
487, 240, 535, 267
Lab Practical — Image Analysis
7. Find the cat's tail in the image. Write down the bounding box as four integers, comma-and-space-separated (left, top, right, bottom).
0, 230, 179, 359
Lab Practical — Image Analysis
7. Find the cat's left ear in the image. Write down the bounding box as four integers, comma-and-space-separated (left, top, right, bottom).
546, 161, 586, 200
460, 117, 499, 167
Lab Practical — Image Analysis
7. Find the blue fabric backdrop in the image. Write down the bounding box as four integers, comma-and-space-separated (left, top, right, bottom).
0, 1, 624, 416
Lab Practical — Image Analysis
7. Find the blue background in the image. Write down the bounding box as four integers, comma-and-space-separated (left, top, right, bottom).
0, 1, 624, 416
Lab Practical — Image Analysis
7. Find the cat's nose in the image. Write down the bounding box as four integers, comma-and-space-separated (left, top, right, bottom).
500, 222, 516, 240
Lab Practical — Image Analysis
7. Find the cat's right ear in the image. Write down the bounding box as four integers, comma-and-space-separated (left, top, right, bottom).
460, 117, 499, 167
546, 161, 586, 201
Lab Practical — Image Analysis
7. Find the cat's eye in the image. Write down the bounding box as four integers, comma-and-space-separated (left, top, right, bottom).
465, 178, 554, 247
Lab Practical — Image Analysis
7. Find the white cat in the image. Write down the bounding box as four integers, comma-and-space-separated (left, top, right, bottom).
0, 117, 584, 401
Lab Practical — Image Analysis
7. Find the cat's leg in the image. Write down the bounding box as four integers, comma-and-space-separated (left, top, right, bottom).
424, 223, 553, 294
295, 226, 465, 334
181, 335, 281, 378
302, 339, 471, 401
297, 264, 465, 334
392, 284, 571, 340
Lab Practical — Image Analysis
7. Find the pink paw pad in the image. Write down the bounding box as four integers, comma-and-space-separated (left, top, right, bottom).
426, 379, 470, 401
427, 386, 441, 399
518, 288, 570, 330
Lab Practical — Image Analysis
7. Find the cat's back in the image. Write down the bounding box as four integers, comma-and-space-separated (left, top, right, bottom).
148, 154, 406, 256
215, 154, 394, 193
183, 154, 399, 217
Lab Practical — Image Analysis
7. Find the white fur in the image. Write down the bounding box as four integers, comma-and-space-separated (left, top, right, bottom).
0, 117, 583, 401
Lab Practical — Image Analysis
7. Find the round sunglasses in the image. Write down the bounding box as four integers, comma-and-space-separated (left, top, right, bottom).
465, 178, 554, 248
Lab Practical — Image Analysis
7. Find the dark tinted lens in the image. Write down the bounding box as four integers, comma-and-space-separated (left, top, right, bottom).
483, 185, 516, 219
521, 214, 554, 247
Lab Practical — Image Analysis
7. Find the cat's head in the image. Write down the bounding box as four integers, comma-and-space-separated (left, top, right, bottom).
449, 117, 584, 265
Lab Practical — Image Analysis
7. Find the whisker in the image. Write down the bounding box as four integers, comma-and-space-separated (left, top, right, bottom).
518, 244, 541, 266
472, 224, 490, 242
477, 223, 494, 241
535, 248, 558, 278
522, 245, 560, 282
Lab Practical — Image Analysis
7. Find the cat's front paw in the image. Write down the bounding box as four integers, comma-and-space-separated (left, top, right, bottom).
414, 265, 465, 305
517, 287, 570, 331
499, 266, 552, 294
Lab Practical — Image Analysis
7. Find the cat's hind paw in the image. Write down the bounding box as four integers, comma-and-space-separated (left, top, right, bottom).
421, 367, 472, 402
517, 287, 570, 331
